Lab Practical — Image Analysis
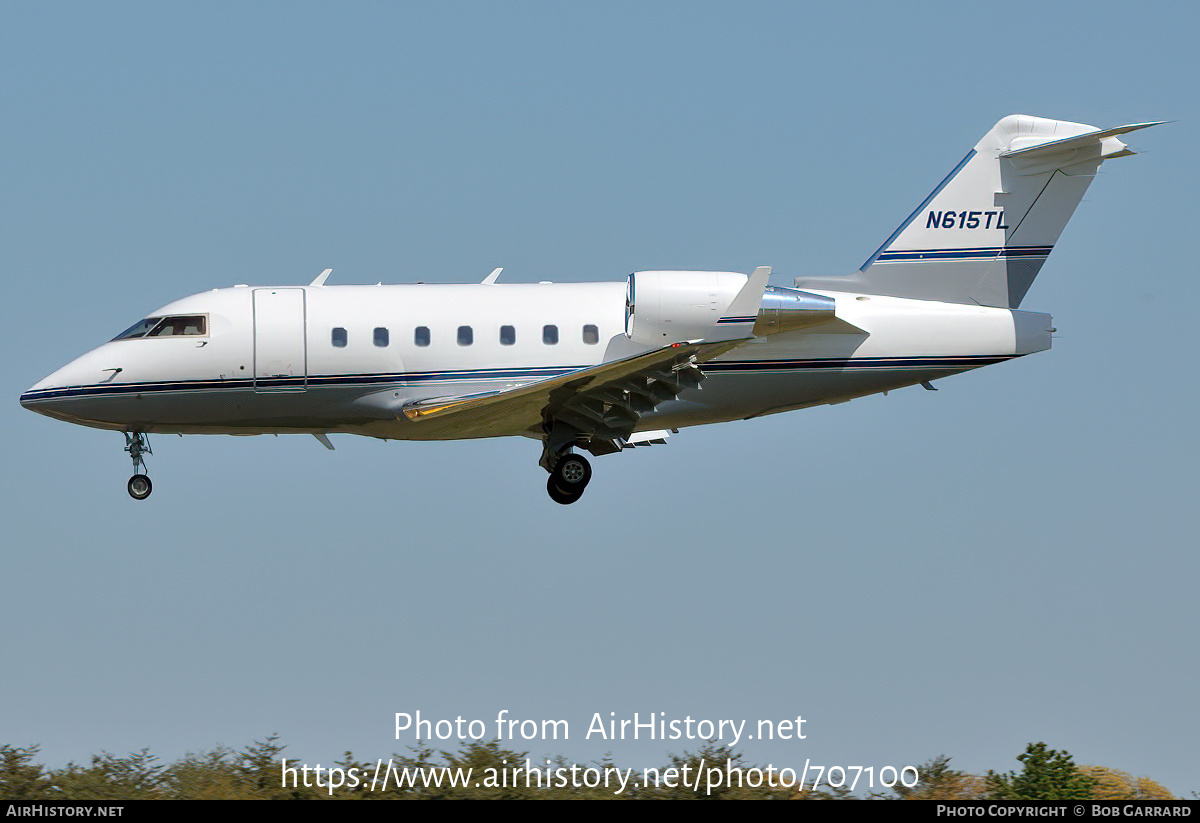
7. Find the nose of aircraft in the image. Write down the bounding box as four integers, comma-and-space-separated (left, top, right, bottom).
20, 348, 124, 428
23, 361, 85, 423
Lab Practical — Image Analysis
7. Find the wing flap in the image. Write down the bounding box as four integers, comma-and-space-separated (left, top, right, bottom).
401, 339, 743, 439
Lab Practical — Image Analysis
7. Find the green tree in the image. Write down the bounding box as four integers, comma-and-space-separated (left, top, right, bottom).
643, 742, 795, 800
162, 746, 247, 800
327, 751, 374, 800
986, 742, 1096, 800
887, 755, 984, 800
0, 745, 53, 800
50, 750, 166, 800
1078, 766, 1175, 800
385, 741, 439, 800
567, 753, 633, 800
435, 740, 536, 800
237, 734, 304, 799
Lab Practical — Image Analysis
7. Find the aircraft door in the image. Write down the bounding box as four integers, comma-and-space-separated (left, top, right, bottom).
253, 288, 307, 391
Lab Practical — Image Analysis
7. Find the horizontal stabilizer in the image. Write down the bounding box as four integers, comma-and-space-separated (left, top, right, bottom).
1000, 121, 1164, 158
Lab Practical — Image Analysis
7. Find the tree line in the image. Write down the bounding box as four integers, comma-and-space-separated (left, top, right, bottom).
0, 738, 1181, 800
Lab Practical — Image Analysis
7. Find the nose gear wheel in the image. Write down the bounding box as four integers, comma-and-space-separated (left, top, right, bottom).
127, 474, 152, 500
124, 432, 153, 500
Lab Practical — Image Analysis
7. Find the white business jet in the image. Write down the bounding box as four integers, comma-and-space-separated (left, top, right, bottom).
22, 115, 1159, 504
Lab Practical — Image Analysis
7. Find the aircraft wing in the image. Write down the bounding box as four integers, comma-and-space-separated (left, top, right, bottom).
401, 339, 744, 442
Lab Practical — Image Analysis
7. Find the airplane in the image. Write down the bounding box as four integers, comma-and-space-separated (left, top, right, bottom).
21, 114, 1159, 504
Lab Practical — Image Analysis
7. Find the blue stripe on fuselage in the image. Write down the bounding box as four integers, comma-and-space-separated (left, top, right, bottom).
20, 355, 1014, 404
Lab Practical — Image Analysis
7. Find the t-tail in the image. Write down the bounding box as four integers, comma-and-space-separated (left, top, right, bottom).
796, 115, 1162, 308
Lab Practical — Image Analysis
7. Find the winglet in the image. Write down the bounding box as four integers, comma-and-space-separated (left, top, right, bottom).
310, 268, 333, 287
481, 268, 503, 285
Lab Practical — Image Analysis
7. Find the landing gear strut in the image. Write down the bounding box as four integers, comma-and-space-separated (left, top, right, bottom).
124, 432, 152, 500
546, 452, 591, 505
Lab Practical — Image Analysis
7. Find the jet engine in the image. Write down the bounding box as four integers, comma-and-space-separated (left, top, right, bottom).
625, 271, 837, 344
624, 271, 749, 345
753, 285, 836, 335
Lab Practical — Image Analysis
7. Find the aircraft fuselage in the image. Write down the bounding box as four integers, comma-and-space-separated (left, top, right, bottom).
22, 281, 1048, 441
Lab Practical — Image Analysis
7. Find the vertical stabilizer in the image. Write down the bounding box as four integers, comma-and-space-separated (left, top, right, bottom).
796, 116, 1160, 307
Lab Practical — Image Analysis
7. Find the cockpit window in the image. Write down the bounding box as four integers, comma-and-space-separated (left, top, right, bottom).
112, 315, 207, 340
147, 315, 207, 336
112, 317, 164, 340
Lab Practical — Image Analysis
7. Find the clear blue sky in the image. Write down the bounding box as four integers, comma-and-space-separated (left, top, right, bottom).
3, 0, 1196, 796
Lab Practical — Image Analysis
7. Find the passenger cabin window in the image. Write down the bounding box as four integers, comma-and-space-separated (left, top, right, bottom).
374, 327, 389, 347
543, 325, 558, 345
414, 326, 430, 347
112, 315, 207, 340
458, 326, 473, 346
500, 325, 516, 346
583, 324, 599, 345
331, 327, 347, 348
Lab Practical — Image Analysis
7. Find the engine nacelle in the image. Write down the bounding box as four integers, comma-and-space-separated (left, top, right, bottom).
625, 270, 749, 345
754, 286, 836, 335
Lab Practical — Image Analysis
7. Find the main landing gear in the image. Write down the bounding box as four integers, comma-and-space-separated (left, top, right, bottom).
541, 420, 595, 505
545, 452, 592, 505
124, 432, 152, 500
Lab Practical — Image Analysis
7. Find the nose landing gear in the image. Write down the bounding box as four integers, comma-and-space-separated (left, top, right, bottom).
127, 473, 152, 500
124, 432, 152, 500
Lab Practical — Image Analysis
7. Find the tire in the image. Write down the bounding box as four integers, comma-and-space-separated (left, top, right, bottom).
547, 476, 584, 505
127, 474, 152, 500
552, 454, 591, 489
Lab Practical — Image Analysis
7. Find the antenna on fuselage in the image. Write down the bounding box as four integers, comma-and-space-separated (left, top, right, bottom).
481, 267, 502, 285
309, 268, 333, 286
